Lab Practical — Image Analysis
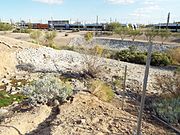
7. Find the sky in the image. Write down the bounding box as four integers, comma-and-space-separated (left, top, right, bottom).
0, 0, 179, 24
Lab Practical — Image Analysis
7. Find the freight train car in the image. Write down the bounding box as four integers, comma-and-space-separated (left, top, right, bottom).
32, 23, 49, 29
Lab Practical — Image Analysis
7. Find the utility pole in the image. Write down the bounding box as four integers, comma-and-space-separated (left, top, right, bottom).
166, 12, 170, 30
96, 15, 99, 25
136, 42, 153, 135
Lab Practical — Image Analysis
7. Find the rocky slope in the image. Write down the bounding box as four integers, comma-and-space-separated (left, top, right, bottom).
16, 47, 173, 93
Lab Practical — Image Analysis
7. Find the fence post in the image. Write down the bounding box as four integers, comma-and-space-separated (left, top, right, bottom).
136, 42, 153, 135
122, 65, 127, 110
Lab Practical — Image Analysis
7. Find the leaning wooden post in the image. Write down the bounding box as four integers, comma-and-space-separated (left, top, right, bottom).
122, 65, 127, 110
136, 42, 153, 135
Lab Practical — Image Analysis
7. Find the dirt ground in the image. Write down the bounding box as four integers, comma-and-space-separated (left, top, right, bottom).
0, 92, 173, 135
0, 35, 40, 79
0, 32, 178, 135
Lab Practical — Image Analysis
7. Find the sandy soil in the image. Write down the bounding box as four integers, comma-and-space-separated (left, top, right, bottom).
0, 92, 172, 135
0, 105, 51, 135
0, 35, 40, 79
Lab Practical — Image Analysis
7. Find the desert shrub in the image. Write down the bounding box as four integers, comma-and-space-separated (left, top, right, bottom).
112, 76, 123, 91
44, 31, 57, 47
0, 22, 13, 31
111, 49, 147, 64
152, 72, 180, 124
13, 28, 31, 33
83, 55, 105, 78
168, 47, 180, 65
151, 52, 172, 66
84, 32, 93, 42
22, 75, 73, 106
82, 45, 106, 78
90, 80, 114, 102
30, 30, 42, 45
155, 73, 180, 98
152, 97, 180, 124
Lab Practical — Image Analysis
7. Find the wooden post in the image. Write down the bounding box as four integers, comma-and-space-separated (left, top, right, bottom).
136, 42, 153, 135
122, 65, 127, 110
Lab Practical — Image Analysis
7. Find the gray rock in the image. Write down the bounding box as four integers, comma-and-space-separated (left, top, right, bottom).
0, 109, 8, 116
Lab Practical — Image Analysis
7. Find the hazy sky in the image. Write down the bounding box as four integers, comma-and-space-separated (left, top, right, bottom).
0, 0, 179, 24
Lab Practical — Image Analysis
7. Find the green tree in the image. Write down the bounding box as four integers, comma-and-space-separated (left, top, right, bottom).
158, 29, 171, 44
107, 22, 121, 31
128, 29, 143, 41
114, 27, 129, 41
144, 28, 159, 43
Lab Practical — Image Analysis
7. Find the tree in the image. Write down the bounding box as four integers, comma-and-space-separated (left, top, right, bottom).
128, 29, 143, 41
114, 27, 129, 41
30, 30, 42, 45
107, 22, 121, 31
144, 28, 158, 43
158, 29, 171, 44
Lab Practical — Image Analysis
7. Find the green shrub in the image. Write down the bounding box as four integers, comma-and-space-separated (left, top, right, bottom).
22, 75, 73, 106
90, 80, 114, 102
84, 32, 93, 42
0, 22, 13, 31
152, 97, 180, 124
0, 90, 26, 107
13, 28, 31, 33
152, 72, 180, 124
30, 30, 42, 45
151, 52, 172, 66
43, 31, 57, 47
111, 48, 172, 66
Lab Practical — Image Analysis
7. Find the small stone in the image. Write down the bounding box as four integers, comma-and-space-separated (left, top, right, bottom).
0, 109, 8, 116
5, 85, 11, 92
92, 117, 99, 124
54, 99, 60, 106
81, 119, 86, 124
